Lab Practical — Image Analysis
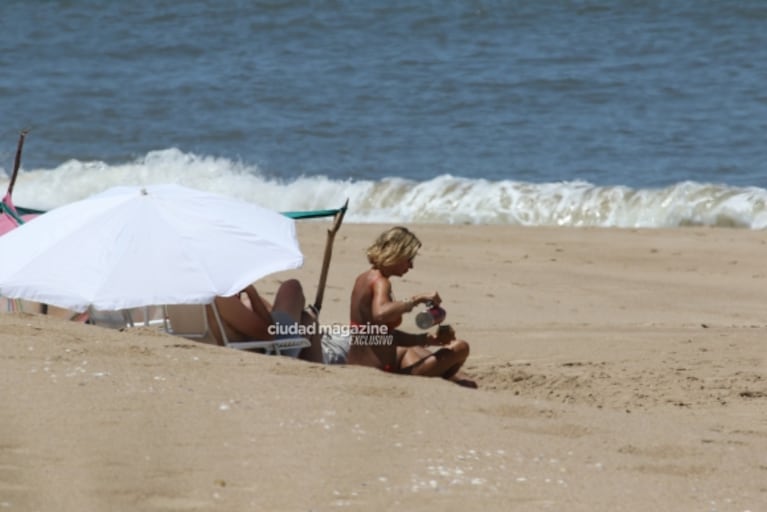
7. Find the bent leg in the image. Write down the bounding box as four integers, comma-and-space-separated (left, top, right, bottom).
272, 279, 305, 322
272, 279, 323, 363
213, 292, 273, 342
399, 340, 470, 381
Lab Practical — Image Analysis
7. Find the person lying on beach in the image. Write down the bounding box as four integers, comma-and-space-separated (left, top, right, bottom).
347, 226, 476, 387
206, 279, 324, 363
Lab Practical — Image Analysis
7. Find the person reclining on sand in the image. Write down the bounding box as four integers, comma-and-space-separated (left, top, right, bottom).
207, 279, 324, 363
347, 226, 476, 387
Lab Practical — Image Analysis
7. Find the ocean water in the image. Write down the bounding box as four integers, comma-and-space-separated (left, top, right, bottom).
2, 1, 766, 228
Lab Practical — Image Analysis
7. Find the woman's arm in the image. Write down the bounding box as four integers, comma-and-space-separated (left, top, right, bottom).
370, 277, 414, 324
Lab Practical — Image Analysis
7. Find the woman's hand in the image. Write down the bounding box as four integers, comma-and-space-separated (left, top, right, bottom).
413, 291, 441, 307
426, 324, 455, 346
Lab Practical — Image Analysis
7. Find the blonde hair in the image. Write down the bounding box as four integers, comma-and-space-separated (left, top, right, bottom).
367, 226, 421, 268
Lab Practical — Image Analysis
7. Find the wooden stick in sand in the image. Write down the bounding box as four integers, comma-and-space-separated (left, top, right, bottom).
311, 199, 348, 314
6, 129, 29, 198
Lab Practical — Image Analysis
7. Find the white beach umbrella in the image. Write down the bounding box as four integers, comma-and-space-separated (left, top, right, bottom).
0, 184, 303, 312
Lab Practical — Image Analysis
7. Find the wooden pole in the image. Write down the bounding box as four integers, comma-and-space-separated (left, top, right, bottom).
7, 129, 29, 198
312, 199, 348, 314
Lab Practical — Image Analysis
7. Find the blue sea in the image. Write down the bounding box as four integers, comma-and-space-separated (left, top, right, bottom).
2, 1, 766, 227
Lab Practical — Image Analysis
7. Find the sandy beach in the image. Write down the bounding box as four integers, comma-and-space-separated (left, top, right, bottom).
1, 223, 765, 511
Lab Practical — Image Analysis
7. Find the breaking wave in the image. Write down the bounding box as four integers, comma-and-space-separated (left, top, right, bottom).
3, 148, 767, 229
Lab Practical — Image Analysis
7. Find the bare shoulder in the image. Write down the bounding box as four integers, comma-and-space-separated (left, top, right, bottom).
369, 270, 391, 293
354, 269, 383, 290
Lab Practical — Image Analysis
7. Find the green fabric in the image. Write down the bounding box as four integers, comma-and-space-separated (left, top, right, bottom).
15, 205, 45, 216
1, 202, 26, 224
16, 206, 45, 215
282, 206, 346, 220
11, 204, 346, 220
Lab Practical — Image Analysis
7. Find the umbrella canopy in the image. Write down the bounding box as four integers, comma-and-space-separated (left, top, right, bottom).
0, 184, 303, 312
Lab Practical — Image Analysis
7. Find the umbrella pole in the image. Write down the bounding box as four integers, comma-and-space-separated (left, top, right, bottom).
311, 199, 348, 314
5, 129, 29, 200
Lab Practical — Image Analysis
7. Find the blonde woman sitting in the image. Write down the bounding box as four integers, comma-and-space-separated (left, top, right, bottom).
347, 226, 475, 387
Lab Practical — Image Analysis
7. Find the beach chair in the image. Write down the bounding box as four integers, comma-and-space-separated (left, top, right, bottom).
163, 303, 311, 355
83, 306, 166, 329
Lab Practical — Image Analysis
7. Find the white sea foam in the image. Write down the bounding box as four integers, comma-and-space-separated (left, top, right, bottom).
3, 148, 767, 229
